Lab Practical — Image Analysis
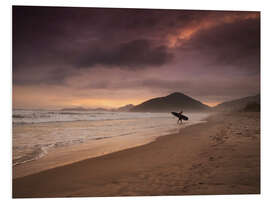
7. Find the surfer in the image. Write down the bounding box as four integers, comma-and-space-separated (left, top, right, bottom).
178, 110, 183, 124
171, 111, 188, 124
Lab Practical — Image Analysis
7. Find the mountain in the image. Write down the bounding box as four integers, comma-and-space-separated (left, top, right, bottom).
117, 104, 134, 112
130, 92, 210, 112
213, 94, 260, 112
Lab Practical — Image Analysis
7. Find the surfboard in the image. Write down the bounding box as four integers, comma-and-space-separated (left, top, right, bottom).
171, 112, 189, 120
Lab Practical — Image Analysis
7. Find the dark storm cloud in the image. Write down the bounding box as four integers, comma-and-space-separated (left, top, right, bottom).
13, 6, 189, 84
13, 5, 260, 104
12, 6, 208, 69
76, 39, 174, 68
178, 15, 260, 74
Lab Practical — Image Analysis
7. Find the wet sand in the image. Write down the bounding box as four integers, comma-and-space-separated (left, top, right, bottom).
13, 112, 260, 198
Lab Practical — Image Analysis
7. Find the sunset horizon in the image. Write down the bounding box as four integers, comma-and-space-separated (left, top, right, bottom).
12, 90, 260, 110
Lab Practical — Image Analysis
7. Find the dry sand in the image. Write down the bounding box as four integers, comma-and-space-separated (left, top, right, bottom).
13, 112, 260, 198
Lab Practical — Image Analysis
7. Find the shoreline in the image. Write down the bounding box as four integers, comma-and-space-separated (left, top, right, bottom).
13, 112, 260, 198
13, 115, 209, 179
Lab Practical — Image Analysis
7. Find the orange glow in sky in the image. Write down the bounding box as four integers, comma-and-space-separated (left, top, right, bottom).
13, 84, 221, 109
168, 13, 260, 47
202, 101, 221, 107
13, 85, 147, 109
70, 98, 143, 109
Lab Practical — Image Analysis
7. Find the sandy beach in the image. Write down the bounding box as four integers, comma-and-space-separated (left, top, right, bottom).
13, 112, 260, 198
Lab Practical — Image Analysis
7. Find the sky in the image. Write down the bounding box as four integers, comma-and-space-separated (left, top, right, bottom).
12, 6, 260, 109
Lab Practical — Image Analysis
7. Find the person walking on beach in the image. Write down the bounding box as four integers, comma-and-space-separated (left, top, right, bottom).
178, 109, 183, 124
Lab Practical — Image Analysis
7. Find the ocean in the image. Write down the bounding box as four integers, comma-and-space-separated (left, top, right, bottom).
13, 109, 209, 167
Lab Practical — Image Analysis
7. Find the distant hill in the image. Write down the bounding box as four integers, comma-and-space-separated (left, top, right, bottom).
213, 94, 260, 112
61, 107, 109, 111
117, 104, 134, 112
242, 102, 260, 112
61, 107, 88, 111
130, 92, 210, 112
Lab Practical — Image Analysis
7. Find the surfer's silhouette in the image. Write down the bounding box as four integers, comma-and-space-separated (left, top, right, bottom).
178, 109, 183, 124
171, 110, 188, 125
